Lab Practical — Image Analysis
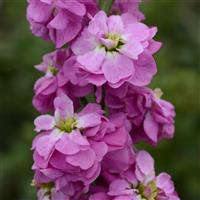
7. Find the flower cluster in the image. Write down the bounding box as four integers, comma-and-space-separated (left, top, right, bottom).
27, 0, 180, 199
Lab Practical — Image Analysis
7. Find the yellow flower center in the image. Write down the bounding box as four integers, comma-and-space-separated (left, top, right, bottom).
57, 118, 78, 133
135, 181, 158, 200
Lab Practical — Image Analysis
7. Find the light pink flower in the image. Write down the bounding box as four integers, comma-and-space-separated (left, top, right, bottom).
112, 0, 144, 21
72, 11, 161, 88
27, 0, 99, 48
33, 49, 93, 113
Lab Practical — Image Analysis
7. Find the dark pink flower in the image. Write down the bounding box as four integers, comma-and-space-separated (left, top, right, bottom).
33, 49, 93, 113
106, 84, 176, 145
27, 0, 99, 48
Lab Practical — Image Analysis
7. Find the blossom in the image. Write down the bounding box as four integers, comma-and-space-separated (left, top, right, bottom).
27, 0, 98, 48
32, 95, 107, 184
112, 0, 145, 21
33, 49, 93, 113
97, 151, 180, 200
72, 11, 161, 88
106, 84, 175, 145
34, 176, 88, 200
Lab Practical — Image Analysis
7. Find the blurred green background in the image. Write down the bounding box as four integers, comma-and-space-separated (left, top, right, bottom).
0, 0, 199, 199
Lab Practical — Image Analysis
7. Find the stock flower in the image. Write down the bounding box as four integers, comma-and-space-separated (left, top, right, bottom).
72, 11, 160, 88
27, 0, 98, 48
95, 151, 179, 200
33, 49, 93, 113
112, 0, 144, 21
34, 176, 88, 200
33, 95, 107, 183
106, 84, 175, 145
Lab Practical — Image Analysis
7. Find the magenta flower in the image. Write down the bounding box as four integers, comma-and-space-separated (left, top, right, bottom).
106, 84, 175, 145
99, 151, 180, 200
72, 11, 160, 88
33, 95, 108, 185
35, 176, 88, 200
33, 49, 93, 113
112, 0, 144, 21
27, 0, 98, 48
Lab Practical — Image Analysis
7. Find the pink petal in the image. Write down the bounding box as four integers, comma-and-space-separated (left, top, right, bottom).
124, 22, 149, 42
88, 11, 108, 35
156, 173, 175, 194
66, 149, 96, 170
54, 95, 74, 120
102, 53, 134, 84
129, 52, 157, 86
77, 113, 101, 128
55, 134, 80, 155
34, 114, 55, 132
56, 1, 86, 16
77, 48, 106, 73
90, 141, 108, 161
144, 111, 159, 143
36, 129, 61, 159
72, 29, 97, 55
48, 10, 69, 30
136, 150, 155, 182
119, 40, 143, 59
108, 15, 124, 34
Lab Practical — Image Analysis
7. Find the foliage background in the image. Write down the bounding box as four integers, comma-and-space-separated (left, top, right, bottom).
0, 0, 199, 199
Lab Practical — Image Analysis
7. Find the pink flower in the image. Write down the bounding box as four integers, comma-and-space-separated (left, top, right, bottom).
72, 11, 161, 88
35, 176, 88, 200
112, 0, 145, 21
33, 95, 106, 183
99, 151, 180, 200
27, 0, 98, 48
106, 84, 175, 145
33, 49, 93, 113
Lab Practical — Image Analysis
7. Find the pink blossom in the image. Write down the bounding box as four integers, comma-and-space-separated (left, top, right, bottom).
106, 84, 175, 145
99, 151, 180, 200
33, 49, 93, 113
112, 0, 145, 21
72, 11, 160, 88
27, 0, 99, 48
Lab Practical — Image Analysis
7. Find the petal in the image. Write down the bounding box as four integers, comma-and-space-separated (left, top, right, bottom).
156, 173, 175, 194
54, 95, 74, 120
36, 129, 61, 159
136, 150, 155, 177
119, 40, 144, 59
55, 1, 86, 16
34, 114, 55, 132
124, 22, 150, 42
108, 15, 124, 34
27, 0, 52, 22
66, 149, 96, 170
69, 131, 90, 146
88, 11, 108, 35
102, 53, 134, 84
90, 141, 108, 161
48, 10, 69, 30
72, 29, 97, 55
77, 113, 101, 128
144, 111, 159, 143
55, 134, 80, 155
77, 48, 106, 73
129, 52, 157, 86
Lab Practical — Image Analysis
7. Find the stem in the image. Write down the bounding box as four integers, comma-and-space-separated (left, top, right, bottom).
99, 0, 115, 14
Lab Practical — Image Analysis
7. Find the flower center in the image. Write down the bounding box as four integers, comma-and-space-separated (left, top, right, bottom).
135, 181, 158, 200
100, 33, 124, 52
41, 182, 54, 199
57, 118, 78, 133
48, 66, 58, 76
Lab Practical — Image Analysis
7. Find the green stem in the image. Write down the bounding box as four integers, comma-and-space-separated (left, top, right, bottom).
99, 0, 115, 14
